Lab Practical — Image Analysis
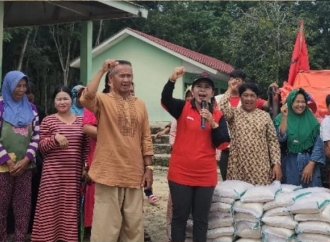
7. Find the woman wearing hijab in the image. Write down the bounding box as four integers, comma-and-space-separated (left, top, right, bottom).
71, 84, 85, 115
274, 88, 325, 187
0, 71, 40, 242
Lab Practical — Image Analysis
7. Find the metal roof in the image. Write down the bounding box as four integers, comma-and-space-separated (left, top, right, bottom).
4, 1, 148, 28
71, 28, 234, 75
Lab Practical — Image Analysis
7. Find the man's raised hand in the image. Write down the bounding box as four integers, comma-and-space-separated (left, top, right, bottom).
101, 59, 119, 73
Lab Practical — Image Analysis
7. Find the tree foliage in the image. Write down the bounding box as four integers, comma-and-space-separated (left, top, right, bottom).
2, 1, 330, 112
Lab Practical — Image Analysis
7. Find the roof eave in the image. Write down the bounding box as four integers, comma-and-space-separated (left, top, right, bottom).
102, 1, 148, 19
71, 29, 215, 73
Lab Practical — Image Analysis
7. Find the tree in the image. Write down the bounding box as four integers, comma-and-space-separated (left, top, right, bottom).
49, 23, 80, 86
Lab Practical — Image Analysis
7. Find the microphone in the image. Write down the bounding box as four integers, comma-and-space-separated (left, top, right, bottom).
201, 100, 207, 129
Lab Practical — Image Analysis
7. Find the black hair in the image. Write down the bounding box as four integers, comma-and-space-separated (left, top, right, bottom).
109, 60, 132, 77
26, 81, 35, 95
116, 60, 132, 66
295, 88, 308, 102
103, 71, 111, 93
229, 69, 247, 81
239, 83, 260, 97
52, 85, 72, 101
326, 94, 330, 107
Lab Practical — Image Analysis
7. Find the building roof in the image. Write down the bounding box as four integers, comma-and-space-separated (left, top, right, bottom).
4, 1, 148, 28
128, 28, 233, 74
70, 27, 234, 74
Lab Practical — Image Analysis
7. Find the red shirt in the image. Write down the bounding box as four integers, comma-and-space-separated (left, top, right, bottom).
161, 80, 230, 186
168, 102, 223, 186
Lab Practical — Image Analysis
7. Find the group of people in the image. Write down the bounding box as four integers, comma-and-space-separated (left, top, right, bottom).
0, 60, 156, 242
158, 67, 327, 242
0, 59, 328, 242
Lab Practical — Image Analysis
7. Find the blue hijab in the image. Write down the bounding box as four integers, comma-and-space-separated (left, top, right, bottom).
2, 71, 34, 127
70, 85, 84, 115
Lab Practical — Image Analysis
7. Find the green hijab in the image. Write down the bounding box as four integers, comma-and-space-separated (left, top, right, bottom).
274, 89, 320, 153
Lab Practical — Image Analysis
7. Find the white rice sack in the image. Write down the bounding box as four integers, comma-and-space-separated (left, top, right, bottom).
296, 221, 330, 235
302, 187, 330, 193
209, 236, 235, 242
287, 192, 330, 214
233, 201, 263, 218
263, 190, 311, 211
235, 239, 262, 242
262, 233, 296, 242
209, 212, 232, 219
240, 181, 281, 203
296, 233, 330, 242
213, 182, 222, 197
216, 180, 254, 199
280, 184, 302, 193
235, 221, 261, 239
210, 202, 232, 213
207, 227, 234, 239
212, 196, 236, 205
262, 207, 290, 217
294, 203, 330, 223
261, 215, 298, 230
234, 212, 260, 223
262, 225, 295, 240
208, 216, 233, 229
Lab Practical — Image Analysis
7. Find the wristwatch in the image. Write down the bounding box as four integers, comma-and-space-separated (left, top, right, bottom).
145, 165, 154, 171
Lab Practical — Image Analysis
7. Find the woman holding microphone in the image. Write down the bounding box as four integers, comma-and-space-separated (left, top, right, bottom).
161, 67, 230, 242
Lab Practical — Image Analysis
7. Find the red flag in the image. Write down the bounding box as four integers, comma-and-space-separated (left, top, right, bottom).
287, 21, 310, 86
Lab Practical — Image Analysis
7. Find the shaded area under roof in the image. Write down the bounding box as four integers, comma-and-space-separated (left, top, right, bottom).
4, 1, 148, 28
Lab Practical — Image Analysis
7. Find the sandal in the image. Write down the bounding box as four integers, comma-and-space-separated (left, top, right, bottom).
144, 230, 152, 242
148, 194, 159, 204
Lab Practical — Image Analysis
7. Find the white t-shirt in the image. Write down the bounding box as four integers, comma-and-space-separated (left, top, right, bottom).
320, 115, 330, 141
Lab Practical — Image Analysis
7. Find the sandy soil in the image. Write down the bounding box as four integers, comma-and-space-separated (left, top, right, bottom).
144, 167, 169, 242
144, 167, 223, 242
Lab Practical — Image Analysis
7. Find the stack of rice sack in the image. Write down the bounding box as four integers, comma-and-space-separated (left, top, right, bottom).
233, 181, 282, 242
287, 187, 330, 242
187, 182, 330, 242
186, 180, 254, 242
214, 180, 258, 242
260, 184, 303, 242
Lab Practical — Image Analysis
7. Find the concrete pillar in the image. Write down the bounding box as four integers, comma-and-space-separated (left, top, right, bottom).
80, 21, 93, 85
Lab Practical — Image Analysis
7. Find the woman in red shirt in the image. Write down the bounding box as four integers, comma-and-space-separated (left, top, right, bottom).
161, 67, 230, 242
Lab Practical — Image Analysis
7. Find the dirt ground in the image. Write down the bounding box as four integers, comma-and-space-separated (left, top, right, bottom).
144, 167, 223, 242
144, 167, 169, 242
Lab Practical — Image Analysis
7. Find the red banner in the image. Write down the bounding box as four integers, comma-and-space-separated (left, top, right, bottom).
287, 21, 310, 86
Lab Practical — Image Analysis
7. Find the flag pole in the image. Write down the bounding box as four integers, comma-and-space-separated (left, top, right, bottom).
299, 21, 304, 53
